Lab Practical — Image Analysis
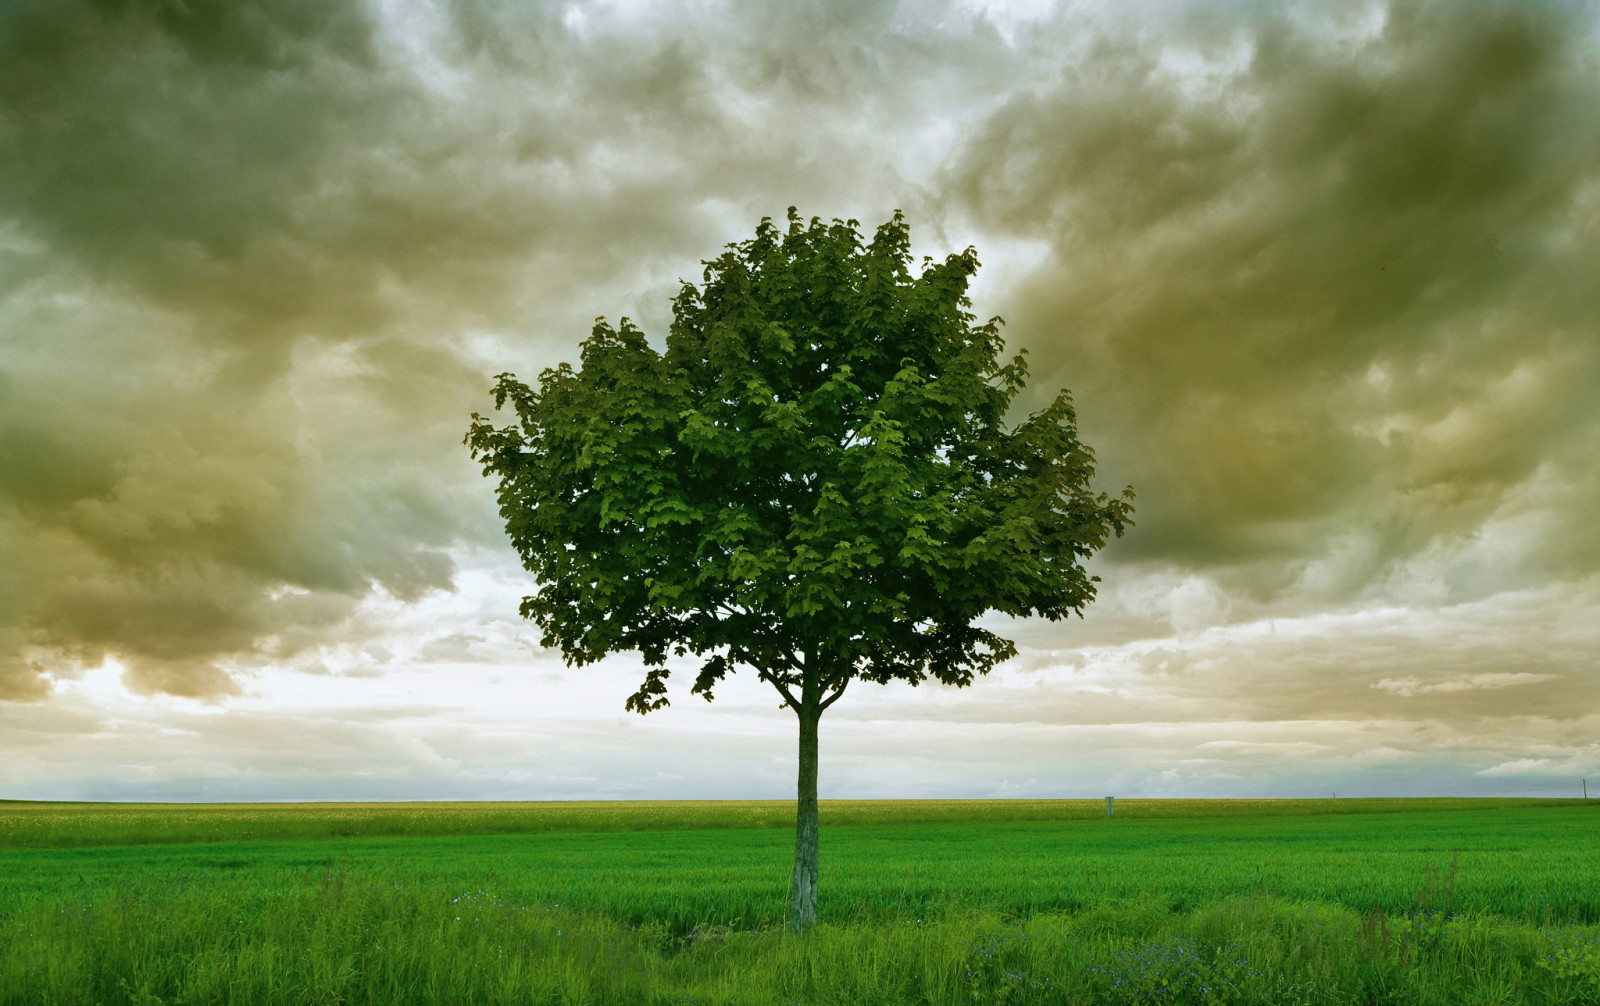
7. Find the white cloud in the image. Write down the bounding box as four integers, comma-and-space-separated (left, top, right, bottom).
1372, 673, 1558, 697
1478, 758, 1558, 777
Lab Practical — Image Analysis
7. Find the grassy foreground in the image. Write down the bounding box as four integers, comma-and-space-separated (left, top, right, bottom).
2, 799, 1598, 1004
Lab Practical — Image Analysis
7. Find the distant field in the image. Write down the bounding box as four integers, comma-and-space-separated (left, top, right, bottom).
0, 795, 1580, 847
3, 799, 1598, 1004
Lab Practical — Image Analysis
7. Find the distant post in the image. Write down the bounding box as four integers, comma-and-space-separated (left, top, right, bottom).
1105, 796, 1114, 818
1585, 779, 1588, 800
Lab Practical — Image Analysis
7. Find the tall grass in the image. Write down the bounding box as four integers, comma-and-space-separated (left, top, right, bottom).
5, 879, 1598, 1004
2, 801, 1598, 1004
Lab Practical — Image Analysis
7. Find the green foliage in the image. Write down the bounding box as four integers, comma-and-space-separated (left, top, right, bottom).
1088, 936, 1260, 1004
1539, 928, 1600, 986
466, 208, 1132, 713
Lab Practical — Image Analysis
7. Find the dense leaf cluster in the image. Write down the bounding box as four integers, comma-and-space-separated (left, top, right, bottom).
466, 209, 1132, 716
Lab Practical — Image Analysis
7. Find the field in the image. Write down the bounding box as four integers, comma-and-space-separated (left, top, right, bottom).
2, 799, 1598, 1005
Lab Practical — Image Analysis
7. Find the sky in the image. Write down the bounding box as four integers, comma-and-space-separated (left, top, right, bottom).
1, 0, 1597, 802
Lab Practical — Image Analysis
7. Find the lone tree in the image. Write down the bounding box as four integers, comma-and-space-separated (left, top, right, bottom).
466, 209, 1132, 931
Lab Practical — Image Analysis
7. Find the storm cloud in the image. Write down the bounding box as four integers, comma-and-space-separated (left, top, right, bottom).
947, 2, 1600, 595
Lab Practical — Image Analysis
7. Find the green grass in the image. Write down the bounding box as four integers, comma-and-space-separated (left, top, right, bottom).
2, 799, 1598, 1004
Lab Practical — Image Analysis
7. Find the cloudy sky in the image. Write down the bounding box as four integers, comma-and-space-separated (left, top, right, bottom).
2, 0, 1596, 802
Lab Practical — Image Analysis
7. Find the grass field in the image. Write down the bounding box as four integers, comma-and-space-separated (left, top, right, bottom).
2, 799, 1597, 1004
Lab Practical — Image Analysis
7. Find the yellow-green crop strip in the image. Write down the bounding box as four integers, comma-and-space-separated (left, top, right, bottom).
0, 795, 1574, 847
2, 799, 1597, 1004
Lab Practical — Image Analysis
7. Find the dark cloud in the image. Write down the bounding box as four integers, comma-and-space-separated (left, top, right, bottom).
0, 0, 479, 697
0, 0, 388, 334
0, 0, 1018, 699
0, 286, 488, 697
948, 1, 1600, 596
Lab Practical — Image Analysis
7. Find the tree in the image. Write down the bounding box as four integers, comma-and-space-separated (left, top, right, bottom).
465, 208, 1133, 931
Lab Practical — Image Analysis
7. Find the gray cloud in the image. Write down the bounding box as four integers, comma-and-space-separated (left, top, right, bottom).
947, 1, 1600, 598
0, 0, 1025, 699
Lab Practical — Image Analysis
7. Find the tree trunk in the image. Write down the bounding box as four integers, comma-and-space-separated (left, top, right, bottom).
788, 674, 821, 932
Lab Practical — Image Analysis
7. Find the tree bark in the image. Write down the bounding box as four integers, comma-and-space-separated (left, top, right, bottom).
788, 672, 821, 932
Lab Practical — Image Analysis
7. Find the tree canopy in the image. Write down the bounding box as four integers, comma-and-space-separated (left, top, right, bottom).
467, 208, 1132, 713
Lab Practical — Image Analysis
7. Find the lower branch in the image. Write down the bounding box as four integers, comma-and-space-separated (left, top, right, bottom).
819, 676, 849, 711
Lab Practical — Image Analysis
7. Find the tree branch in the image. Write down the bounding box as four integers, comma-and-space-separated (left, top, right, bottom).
819, 675, 849, 711
762, 671, 800, 710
